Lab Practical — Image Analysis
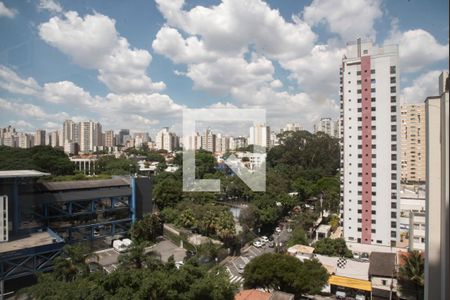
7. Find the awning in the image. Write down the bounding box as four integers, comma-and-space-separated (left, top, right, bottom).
329, 275, 372, 292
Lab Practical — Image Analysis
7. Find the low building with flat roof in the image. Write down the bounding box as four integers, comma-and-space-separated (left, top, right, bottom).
369, 252, 398, 300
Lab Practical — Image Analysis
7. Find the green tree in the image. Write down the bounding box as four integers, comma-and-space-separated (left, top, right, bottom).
313, 238, 353, 258
130, 213, 163, 243
53, 244, 98, 281
398, 251, 424, 300
328, 215, 340, 231
287, 227, 308, 247
243, 253, 328, 297
153, 177, 183, 209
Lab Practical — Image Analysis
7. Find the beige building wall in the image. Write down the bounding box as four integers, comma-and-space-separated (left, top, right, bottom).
425, 71, 449, 300
400, 103, 426, 182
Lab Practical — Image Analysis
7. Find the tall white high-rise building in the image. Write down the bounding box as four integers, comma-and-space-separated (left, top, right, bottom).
63, 120, 74, 143
215, 133, 230, 154
50, 131, 60, 147
155, 127, 177, 152
79, 121, 102, 152
249, 123, 270, 148
184, 132, 202, 151
340, 39, 400, 247
18, 133, 33, 149
201, 128, 216, 153
314, 118, 339, 138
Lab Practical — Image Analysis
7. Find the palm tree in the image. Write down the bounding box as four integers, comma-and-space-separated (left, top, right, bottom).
398, 250, 424, 300
53, 244, 98, 281
118, 241, 162, 269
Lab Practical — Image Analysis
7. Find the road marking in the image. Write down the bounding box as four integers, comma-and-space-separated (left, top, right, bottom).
241, 256, 249, 263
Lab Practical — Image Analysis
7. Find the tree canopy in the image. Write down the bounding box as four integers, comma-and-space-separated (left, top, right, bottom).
313, 238, 353, 258
0, 145, 74, 175
243, 253, 329, 297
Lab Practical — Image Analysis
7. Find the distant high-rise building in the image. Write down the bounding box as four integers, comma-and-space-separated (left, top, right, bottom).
201, 128, 216, 153
400, 103, 426, 183
105, 130, 116, 147
18, 133, 33, 149
314, 118, 339, 138
34, 129, 46, 146
425, 71, 449, 300
184, 132, 202, 151
118, 129, 130, 145
50, 131, 60, 147
281, 122, 303, 133
134, 132, 150, 148
249, 123, 270, 148
215, 133, 230, 154
79, 121, 102, 152
340, 39, 400, 247
155, 127, 177, 152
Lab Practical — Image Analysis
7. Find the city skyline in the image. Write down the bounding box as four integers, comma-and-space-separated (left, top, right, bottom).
0, 0, 448, 135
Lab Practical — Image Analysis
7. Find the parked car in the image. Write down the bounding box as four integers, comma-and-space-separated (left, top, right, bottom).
253, 241, 262, 248
260, 236, 269, 243
268, 241, 275, 248
175, 261, 184, 269
275, 227, 282, 233
237, 264, 246, 274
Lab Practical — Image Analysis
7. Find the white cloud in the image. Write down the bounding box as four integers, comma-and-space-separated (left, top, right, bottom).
0, 1, 17, 18
42, 81, 98, 105
186, 54, 274, 94
43, 121, 61, 131
131, 115, 160, 126
38, 0, 62, 13
39, 11, 165, 93
401, 70, 442, 103
386, 22, 449, 73
0, 97, 69, 121
270, 80, 283, 89
207, 102, 238, 109
9, 120, 34, 130
0, 65, 41, 95
154, 0, 316, 61
0, 65, 185, 131
281, 44, 345, 101
303, 0, 382, 42
153, 26, 217, 64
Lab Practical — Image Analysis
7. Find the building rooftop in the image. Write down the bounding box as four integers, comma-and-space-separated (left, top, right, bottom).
39, 178, 129, 191
0, 170, 50, 179
369, 252, 396, 277
315, 254, 370, 280
287, 244, 315, 255
235, 289, 271, 300
0, 230, 62, 254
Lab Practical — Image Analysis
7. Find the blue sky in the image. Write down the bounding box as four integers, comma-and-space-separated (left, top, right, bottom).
0, 0, 448, 136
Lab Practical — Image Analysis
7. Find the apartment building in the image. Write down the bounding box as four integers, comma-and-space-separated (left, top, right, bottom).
400, 103, 426, 182
340, 39, 400, 247
314, 117, 339, 138
34, 129, 46, 146
249, 123, 270, 148
155, 127, 178, 152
